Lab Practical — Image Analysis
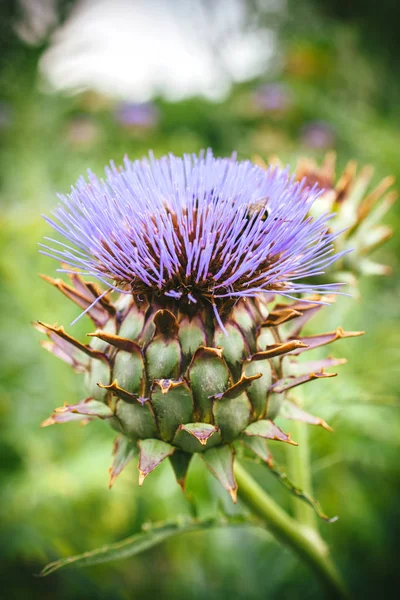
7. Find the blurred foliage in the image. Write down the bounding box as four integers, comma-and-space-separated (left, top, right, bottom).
0, 1, 399, 599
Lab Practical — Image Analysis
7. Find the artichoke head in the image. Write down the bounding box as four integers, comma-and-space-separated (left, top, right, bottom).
36, 273, 362, 501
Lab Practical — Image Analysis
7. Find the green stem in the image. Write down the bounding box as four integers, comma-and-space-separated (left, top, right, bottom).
287, 420, 318, 529
234, 461, 347, 599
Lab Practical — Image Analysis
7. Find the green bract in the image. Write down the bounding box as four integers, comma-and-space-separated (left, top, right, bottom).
37, 276, 362, 501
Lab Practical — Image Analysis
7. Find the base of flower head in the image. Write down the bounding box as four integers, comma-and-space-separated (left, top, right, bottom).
37, 271, 363, 502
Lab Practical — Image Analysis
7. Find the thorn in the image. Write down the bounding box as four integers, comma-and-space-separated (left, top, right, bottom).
229, 487, 238, 503
108, 469, 116, 489
286, 436, 298, 447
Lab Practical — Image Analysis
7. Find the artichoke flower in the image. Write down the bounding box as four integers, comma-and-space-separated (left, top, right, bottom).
36, 150, 363, 502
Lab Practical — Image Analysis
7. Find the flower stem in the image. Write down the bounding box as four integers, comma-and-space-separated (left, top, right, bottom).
287, 419, 318, 529
234, 461, 347, 599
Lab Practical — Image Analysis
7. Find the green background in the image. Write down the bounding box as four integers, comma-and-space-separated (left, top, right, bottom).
1, 2, 399, 598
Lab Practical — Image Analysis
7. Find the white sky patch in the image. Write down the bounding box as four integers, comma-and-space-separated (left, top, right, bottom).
40, 0, 280, 101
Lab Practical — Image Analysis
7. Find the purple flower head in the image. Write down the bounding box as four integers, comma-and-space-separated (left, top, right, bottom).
41, 150, 346, 318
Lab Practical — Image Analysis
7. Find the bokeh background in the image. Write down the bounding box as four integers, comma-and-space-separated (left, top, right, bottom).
1, 1, 399, 598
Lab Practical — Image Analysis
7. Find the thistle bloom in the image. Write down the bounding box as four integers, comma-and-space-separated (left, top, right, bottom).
37, 150, 362, 500
41, 150, 344, 315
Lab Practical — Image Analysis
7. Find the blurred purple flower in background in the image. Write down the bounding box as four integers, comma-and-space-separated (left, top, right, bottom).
252, 83, 292, 115
300, 121, 336, 150
114, 101, 159, 131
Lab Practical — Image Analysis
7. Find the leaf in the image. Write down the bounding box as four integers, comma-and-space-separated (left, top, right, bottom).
88, 331, 141, 353
239, 435, 273, 466
288, 357, 347, 377
212, 393, 252, 443
243, 420, 297, 445
137, 439, 175, 485
214, 320, 249, 379
56, 398, 113, 418
280, 400, 333, 431
250, 340, 308, 361
38, 516, 259, 577
173, 423, 221, 453
288, 328, 364, 354
262, 308, 302, 327
39, 340, 87, 373
266, 464, 338, 523
210, 373, 262, 401
169, 451, 192, 491
41, 398, 113, 427
38, 274, 111, 327
109, 435, 138, 488
188, 346, 230, 423
201, 445, 237, 502
35, 321, 108, 361
112, 347, 145, 396
115, 398, 157, 440
98, 380, 143, 404
243, 358, 272, 419
178, 316, 207, 363
285, 300, 328, 338
151, 380, 194, 442
145, 319, 181, 380
270, 372, 337, 394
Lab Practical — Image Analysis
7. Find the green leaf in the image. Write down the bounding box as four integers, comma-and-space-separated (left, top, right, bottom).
188, 347, 230, 423
232, 303, 256, 351
239, 435, 272, 466
214, 321, 248, 380
84, 358, 111, 402
113, 348, 145, 396
211, 373, 262, 401
145, 337, 181, 381
243, 420, 297, 445
115, 399, 157, 441
213, 392, 251, 443
201, 445, 237, 502
138, 438, 175, 485
178, 315, 207, 366
169, 450, 192, 490
88, 331, 140, 353
267, 464, 338, 523
98, 380, 143, 404
173, 422, 221, 453
118, 302, 145, 340
280, 399, 332, 431
109, 435, 138, 488
150, 379, 194, 442
38, 516, 259, 577
243, 359, 272, 419
41, 398, 113, 427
